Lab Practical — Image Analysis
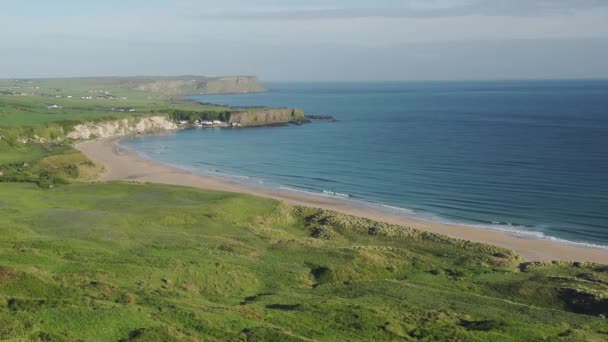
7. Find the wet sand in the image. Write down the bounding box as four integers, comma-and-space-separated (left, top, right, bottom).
75, 137, 608, 263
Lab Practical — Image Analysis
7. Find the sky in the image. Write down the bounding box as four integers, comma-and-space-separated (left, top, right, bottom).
1, 0, 608, 81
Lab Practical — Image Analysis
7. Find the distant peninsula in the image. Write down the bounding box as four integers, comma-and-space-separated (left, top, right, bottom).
125, 75, 267, 96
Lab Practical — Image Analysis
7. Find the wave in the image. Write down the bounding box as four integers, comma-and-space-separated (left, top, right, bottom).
206, 170, 267, 186
467, 222, 608, 250
379, 204, 415, 214
395, 210, 608, 250
322, 190, 351, 198
279, 186, 328, 197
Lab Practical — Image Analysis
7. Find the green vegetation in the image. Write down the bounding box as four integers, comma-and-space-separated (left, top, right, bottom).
0, 141, 101, 188
165, 109, 233, 123
1, 77, 607, 340
0, 182, 607, 340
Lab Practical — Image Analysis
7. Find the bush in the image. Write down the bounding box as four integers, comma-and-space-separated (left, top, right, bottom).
38, 171, 55, 189
165, 109, 232, 123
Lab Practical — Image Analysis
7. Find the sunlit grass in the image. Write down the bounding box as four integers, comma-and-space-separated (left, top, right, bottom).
0, 182, 606, 340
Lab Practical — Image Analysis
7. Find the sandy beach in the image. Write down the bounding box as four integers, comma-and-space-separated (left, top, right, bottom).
76, 137, 608, 264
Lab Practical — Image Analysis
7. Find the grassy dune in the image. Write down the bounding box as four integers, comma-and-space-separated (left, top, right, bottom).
0, 182, 607, 341
0, 140, 101, 188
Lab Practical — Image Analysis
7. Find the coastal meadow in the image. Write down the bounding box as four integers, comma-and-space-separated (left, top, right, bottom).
0, 182, 607, 340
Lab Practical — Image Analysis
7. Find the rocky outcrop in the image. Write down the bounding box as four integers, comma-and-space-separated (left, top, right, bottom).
66, 108, 307, 140
306, 114, 336, 121
229, 108, 306, 126
67, 116, 178, 140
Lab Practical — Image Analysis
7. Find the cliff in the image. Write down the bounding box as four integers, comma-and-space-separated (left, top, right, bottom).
67, 116, 178, 140
65, 108, 306, 140
229, 108, 306, 126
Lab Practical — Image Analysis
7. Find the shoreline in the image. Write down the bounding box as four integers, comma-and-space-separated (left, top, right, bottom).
75, 136, 608, 264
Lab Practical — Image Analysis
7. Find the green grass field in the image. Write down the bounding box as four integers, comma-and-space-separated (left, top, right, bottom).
0, 78, 228, 128
1, 182, 607, 341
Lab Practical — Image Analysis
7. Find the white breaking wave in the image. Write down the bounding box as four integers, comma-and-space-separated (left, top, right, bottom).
279, 186, 323, 197
322, 190, 351, 198
437, 219, 608, 250
379, 204, 415, 214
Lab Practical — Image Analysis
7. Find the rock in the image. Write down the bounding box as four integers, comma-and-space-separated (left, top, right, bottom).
228, 108, 306, 126
306, 114, 337, 121
560, 288, 608, 316
67, 116, 178, 140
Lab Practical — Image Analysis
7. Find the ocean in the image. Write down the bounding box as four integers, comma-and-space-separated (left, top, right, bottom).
122, 80, 608, 247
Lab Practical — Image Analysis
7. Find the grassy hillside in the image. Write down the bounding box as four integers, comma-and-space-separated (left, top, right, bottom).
0, 182, 607, 341
0, 78, 229, 129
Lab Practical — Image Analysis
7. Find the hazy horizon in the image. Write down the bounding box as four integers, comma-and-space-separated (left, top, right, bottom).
3, 75, 608, 83
2, 1, 608, 81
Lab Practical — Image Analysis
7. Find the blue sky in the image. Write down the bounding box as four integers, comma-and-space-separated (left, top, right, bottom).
1, 0, 608, 80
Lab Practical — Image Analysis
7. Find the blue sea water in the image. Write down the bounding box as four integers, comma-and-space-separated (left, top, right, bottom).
122, 80, 608, 247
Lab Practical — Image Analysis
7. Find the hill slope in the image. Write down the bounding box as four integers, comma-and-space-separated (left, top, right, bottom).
0, 182, 607, 341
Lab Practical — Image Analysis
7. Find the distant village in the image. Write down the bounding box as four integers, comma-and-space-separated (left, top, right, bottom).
179, 119, 242, 128
0, 84, 136, 113
1, 82, 131, 111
